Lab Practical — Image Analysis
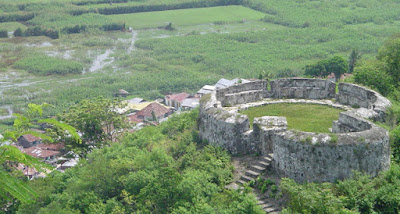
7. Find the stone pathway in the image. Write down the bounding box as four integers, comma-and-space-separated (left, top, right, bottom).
236, 154, 280, 214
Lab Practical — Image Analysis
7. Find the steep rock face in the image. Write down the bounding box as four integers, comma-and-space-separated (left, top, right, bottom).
198, 78, 391, 182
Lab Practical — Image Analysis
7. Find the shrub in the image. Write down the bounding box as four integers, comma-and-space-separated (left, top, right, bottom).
13, 28, 22, 37
0, 30, 8, 38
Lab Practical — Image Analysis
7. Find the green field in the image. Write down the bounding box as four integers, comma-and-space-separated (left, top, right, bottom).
0, 0, 398, 119
240, 103, 343, 133
110, 6, 266, 29
0, 22, 27, 31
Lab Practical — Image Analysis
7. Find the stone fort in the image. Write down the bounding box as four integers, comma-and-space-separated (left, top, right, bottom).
198, 78, 391, 182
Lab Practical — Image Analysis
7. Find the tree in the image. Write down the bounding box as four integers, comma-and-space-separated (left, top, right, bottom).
60, 97, 128, 157
305, 56, 348, 78
377, 35, 400, 84
353, 60, 394, 96
348, 49, 362, 73
0, 103, 80, 207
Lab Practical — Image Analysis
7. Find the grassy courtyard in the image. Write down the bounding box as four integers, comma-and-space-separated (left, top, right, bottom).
240, 103, 343, 133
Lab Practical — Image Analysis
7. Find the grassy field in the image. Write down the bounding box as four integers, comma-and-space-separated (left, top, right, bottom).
0, 22, 27, 31
0, 0, 398, 124
110, 6, 266, 29
240, 103, 343, 133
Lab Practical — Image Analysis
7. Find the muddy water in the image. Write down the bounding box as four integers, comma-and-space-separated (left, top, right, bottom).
88, 49, 115, 73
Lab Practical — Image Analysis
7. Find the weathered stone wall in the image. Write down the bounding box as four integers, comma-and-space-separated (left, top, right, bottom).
272, 124, 390, 182
216, 80, 267, 106
270, 78, 335, 99
337, 83, 391, 121
198, 78, 391, 182
198, 92, 257, 155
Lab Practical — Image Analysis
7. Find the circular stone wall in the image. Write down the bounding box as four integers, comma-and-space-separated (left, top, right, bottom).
198, 78, 391, 182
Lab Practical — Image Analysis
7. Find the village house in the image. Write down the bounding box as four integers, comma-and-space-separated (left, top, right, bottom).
18, 134, 42, 148
116, 89, 129, 97
181, 97, 200, 110
214, 78, 250, 89
135, 102, 171, 121
196, 85, 216, 97
22, 146, 60, 165
165, 92, 190, 108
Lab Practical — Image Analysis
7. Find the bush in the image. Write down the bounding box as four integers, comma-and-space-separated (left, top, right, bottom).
353, 60, 394, 96
305, 56, 348, 78
0, 30, 8, 38
13, 28, 22, 37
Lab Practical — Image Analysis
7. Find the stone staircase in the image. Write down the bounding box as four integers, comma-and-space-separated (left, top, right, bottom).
236, 154, 280, 214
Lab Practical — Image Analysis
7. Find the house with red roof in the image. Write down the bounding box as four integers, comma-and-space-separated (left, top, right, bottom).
135, 102, 172, 121
22, 146, 60, 165
18, 134, 42, 148
165, 92, 190, 108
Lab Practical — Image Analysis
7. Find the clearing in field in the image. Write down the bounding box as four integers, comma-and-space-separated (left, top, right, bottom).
240, 103, 343, 133
110, 5, 266, 29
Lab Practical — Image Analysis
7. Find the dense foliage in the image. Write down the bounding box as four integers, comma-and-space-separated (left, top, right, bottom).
281, 166, 400, 214
16, 110, 264, 214
305, 56, 348, 78
353, 35, 400, 97
60, 97, 128, 157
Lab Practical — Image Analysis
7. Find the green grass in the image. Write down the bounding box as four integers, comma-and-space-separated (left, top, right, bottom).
15, 54, 84, 76
0, 22, 27, 31
240, 103, 343, 133
110, 6, 266, 29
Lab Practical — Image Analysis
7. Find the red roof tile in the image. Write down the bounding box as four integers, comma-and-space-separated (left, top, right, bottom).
165, 93, 190, 103
136, 102, 171, 118
128, 114, 143, 123
37, 143, 64, 151
23, 146, 60, 158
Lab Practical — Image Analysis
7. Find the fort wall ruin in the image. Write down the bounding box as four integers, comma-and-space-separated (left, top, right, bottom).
198, 78, 391, 182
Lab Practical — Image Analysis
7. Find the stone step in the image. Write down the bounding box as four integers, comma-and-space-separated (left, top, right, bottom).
245, 170, 260, 178
264, 207, 279, 213
250, 165, 266, 173
240, 175, 253, 182
258, 161, 270, 168
257, 200, 265, 205
262, 203, 273, 209
267, 153, 274, 159
236, 179, 247, 185
262, 156, 272, 163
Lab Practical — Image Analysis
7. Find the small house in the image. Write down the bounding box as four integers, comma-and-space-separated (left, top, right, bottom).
181, 97, 200, 110
165, 93, 190, 108
135, 102, 171, 121
18, 134, 42, 148
196, 85, 216, 97
116, 89, 129, 97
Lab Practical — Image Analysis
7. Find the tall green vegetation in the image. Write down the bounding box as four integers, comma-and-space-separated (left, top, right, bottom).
16, 110, 264, 214
14, 55, 83, 76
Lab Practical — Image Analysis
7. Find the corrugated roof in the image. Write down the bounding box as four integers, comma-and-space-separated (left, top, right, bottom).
182, 98, 200, 108
37, 143, 64, 151
165, 93, 190, 103
215, 78, 250, 89
127, 98, 144, 104
136, 102, 171, 118
23, 146, 60, 158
